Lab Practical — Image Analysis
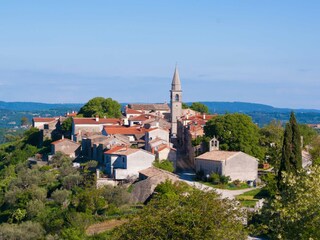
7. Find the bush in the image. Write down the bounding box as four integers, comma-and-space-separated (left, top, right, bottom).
209, 173, 220, 184
220, 175, 231, 184
233, 179, 241, 187
153, 159, 174, 173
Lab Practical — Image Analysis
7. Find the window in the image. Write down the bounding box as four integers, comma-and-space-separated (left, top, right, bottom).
175, 94, 179, 101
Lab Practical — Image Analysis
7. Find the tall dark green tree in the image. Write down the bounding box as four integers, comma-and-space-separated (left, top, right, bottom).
278, 112, 302, 187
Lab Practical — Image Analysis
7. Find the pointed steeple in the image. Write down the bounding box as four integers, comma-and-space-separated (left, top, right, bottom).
171, 66, 182, 91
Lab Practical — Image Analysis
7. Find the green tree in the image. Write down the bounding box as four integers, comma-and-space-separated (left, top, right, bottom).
61, 117, 72, 133
112, 181, 247, 239
0, 221, 45, 240
253, 166, 320, 239
153, 159, 174, 172
298, 123, 317, 147
20, 117, 28, 127
78, 97, 121, 118
204, 113, 264, 159
310, 135, 320, 165
181, 102, 189, 109
190, 102, 209, 114
278, 112, 302, 187
259, 120, 284, 170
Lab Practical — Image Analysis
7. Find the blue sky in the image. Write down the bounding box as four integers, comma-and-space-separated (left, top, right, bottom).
0, 1, 320, 108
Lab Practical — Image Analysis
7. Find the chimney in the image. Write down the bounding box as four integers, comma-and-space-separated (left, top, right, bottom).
95, 115, 99, 122
203, 114, 206, 120
62, 135, 64, 140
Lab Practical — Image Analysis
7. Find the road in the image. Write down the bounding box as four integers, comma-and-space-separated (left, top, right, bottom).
178, 171, 257, 199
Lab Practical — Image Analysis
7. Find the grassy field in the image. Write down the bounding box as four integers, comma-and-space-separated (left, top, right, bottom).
200, 181, 250, 190
235, 188, 268, 207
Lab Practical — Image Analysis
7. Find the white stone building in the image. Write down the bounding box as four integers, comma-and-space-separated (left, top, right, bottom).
103, 146, 155, 180
195, 150, 258, 182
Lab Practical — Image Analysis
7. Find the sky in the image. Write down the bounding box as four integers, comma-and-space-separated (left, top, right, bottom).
0, 1, 320, 109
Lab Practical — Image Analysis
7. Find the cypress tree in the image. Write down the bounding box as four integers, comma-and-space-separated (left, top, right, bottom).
278, 112, 302, 188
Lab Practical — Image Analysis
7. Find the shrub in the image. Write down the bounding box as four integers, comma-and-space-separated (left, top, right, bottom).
233, 179, 241, 187
153, 159, 174, 173
209, 173, 220, 184
220, 175, 231, 184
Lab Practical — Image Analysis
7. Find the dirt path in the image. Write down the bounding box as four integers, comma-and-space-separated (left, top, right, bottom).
86, 219, 128, 236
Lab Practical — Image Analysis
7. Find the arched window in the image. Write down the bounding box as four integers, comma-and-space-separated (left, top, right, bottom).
175, 94, 179, 101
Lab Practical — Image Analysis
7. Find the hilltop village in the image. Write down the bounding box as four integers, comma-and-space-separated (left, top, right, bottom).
1, 68, 319, 239
32, 67, 259, 187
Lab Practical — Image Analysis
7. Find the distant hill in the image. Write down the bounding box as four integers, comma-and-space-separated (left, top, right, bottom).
0, 101, 83, 111
1, 100, 320, 127
187, 101, 320, 114
1, 100, 319, 113
185, 101, 320, 126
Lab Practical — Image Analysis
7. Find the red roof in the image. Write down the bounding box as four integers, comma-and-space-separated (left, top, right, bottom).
73, 118, 121, 125
104, 126, 146, 135
104, 145, 126, 154
183, 114, 217, 122
125, 107, 143, 115
104, 146, 140, 156
33, 117, 57, 122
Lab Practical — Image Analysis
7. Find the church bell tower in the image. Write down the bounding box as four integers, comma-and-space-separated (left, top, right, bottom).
170, 66, 182, 138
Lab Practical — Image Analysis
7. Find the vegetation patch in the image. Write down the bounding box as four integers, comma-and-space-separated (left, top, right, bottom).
86, 219, 128, 236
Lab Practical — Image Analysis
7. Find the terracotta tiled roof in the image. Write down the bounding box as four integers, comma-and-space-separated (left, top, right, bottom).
129, 114, 155, 121
128, 103, 170, 111
196, 150, 241, 162
104, 146, 139, 156
33, 117, 57, 122
51, 138, 80, 146
104, 126, 146, 135
73, 118, 121, 125
125, 107, 143, 114
145, 127, 169, 133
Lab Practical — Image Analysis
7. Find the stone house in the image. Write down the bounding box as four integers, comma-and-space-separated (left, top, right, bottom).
72, 117, 122, 141
195, 138, 258, 181
103, 146, 155, 180
195, 150, 258, 182
51, 137, 81, 158
127, 103, 170, 118
81, 134, 130, 163
102, 126, 146, 148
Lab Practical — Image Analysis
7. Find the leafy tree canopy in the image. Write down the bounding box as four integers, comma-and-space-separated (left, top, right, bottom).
204, 113, 264, 159
78, 97, 121, 118
253, 166, 320, 239
259, 120, 284, 169
61, 117, 72, 133
112, 181, 247, 239
189, 102, 209, 114
181, 102, 189, 109
298, 123, 318, 147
